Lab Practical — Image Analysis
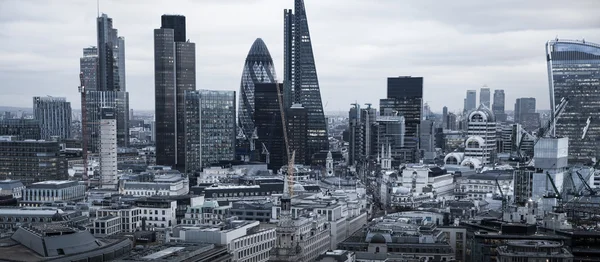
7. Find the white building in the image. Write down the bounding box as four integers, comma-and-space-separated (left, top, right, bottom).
456, 171, 514, 200
90, 215, 121, 237
167, 220, 276, 262
122, 173, 189, 197
21, 180, 86, 206
99, 107, 118, 189
399, 165, 454, 196
0, 180, 25, 198
197, 167, 235, 184
135, 198, 178, 228
462, 105, 497, 167
96, 205, 142, 233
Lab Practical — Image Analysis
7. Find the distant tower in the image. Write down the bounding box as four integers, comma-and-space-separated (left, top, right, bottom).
326, 150, 333, 176
99, 107, 117, 189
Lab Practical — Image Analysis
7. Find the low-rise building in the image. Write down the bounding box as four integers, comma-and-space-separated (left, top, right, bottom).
316, 250, 356, 262
0, 179, 25, 198
0, 207, 80, 231
121, 173, 189, 197
21, 180, 86, 206
497, 240, 573, 262
96, 205, 142, 233
90, 215, 121, 237
135, 197, 177, 229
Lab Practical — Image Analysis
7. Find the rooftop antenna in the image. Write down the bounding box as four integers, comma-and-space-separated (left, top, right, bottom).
97, 0, 100, 17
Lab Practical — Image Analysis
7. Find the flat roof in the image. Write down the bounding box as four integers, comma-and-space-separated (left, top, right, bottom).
142, 247, 185, 260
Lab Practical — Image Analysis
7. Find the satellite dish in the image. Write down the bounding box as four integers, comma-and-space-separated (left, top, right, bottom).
68, 169, 76, 177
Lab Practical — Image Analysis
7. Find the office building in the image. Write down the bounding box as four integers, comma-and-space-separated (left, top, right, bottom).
384, 76, 423, 163
287, 104, 308, 165
21, 181, 86, 206
442, 106, 448, 129
514, 97, 539, 132
84, 91, 129, 152
80, 46, 98, 91
419, 120, 434, 155
99, 108, 117, 189
376, 115, 405, 166
184, 90, 236, 174
284, 0, 329, 163
348, 104, 377, 166
492, 89, 506, 122
497, 240, 573, 262
462, 105, 497, 167
464, 90, 477, 113
446, 112, 457, 130
154, 15, 196, 171
33, 96, 72, 140
480, 86, 491, 108
546, 39, 600, 163
0, 137, 67, 185
0, 119, 40, 140
254, 83, 286, 171
238, 38, 277, 157
97, 13, 125, 92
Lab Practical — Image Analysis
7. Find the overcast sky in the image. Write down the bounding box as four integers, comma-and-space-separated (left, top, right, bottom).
0, 0, 599, 114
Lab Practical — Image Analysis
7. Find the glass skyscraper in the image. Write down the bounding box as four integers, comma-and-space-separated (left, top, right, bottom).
154, 15, 196, 171
284, 0, 329, 163
185, 90, 236, 174
492, 89, 506, 122
238, 38, 277, 144
254, 83, 286, 171
84, 91, 129, 153
547, 39, 600, 163
480, 87, 491, 108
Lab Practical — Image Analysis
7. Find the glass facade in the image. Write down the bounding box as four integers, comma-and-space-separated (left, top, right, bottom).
238, 38, 277, 144
546, 39, 600, 163
80, 47, 98, 91
254, 83, 286, 171
287, 104, 308, 165
464, 90, 477, 113
284, 0, 329, 163
0, 139, 68, 185
184, 90, 236, 174
480, 87, 491, 108
85, 91, 129, 152
492, 90, 506, 122
385, 77, 423, 163
0, 119, 40, 140
154, 15, 196, 171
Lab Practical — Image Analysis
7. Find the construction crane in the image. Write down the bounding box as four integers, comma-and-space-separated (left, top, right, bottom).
545, 171, 562, 199
576, 170, 596, 196
496, 175, 507, 213
274, 84, 294, 196
78, 72, 90, 188
516, 97, 569, 165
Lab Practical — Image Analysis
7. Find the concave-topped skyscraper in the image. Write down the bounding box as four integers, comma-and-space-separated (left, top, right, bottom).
284, 0, 329, 163
238, 38, 278, 143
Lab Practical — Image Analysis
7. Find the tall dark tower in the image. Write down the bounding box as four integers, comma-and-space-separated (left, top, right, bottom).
154, 15, 196, 171
284, 0, 328, 164
385, 76, 423, 163
254, 83, 287, 172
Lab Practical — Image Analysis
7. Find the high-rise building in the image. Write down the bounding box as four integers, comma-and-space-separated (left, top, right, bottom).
284, 0, 329, 163
154, 15, 196, 171
0, 136, 67, 185
184, 90, 236, 174
463, 105, 497, 166
384, 76, 423, 163
376, 115, 405, 165
514, 97, 539, 132
238, 38, 277, 154
464, 90, 477, 113
80, 47, 98, 91
287, 104, 308, 165
84, 91, 129, 152
348, 104, 377, 166
547, 39, 600, 163
254, 83, 286, 171
0, 119, 41, 140
442, 106, 448, 129
420, 120, 434, 155
480, 86, 491, 108
446, 113, 457, 130
97, 13, 125, 92
33, 96, 72, 140
99, 107, 117, 189
492, 89, 506, 122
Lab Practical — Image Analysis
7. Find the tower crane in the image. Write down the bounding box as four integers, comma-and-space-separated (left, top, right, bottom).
275, 84, 295, 196
78, 72, 91, 188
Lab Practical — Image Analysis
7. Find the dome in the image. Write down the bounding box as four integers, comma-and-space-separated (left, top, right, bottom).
444, 152, 464, 165
465, 136, 485, 149
468, 104, 496, 122
460, 158, 482, 169
292, 184, 306, 192
370, 234, 387, 244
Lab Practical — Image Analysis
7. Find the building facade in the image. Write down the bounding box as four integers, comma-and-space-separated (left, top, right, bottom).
154, 15, 196, 171
97, 13, 125, 92
287, 104, 308, 165
33, 96, 72, 140
514, 97, 539, 132
383, 77, 423, 163
184, 90, 236, 174
21, 181, 86, 206
238, 38, 278, 156
546, 39, 600, 163
0, 119, 40, 140
376, 115, 405, 166
80, 46, 98, 91
84, 90, 129, 152
492, 89, 506, 122
464, 90, 477, 113
480, 87, 491, 108
99, 108, 117, 189
348, 104, 377, 166
463, 105, 497, 167
254, 83, 287, 171
284, 0, 329, 163
0, 137, 67, 185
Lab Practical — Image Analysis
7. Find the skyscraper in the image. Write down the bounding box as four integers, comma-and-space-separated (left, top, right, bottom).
480, 86, 491, 108
84, 91, 129, 152
33, 96, 72, 140
464, 90, 477, 113
514, 97, 539, 132
284, 0, 329, 163
254, 83, 286, 171
442, 106, 448, 129
287, 104, 308, 165
547, 39, 600, 163
385, 76, 423, 163
97, 14, 125, 92
348, 104, 377, 166
154, 15, 196, 171
80, 47, 98, 91
238, 38, 277, 150
184, 90, 236, 174
492, 89, 506, 122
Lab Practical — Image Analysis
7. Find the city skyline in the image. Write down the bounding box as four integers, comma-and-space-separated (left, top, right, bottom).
0, 0, 599, 113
